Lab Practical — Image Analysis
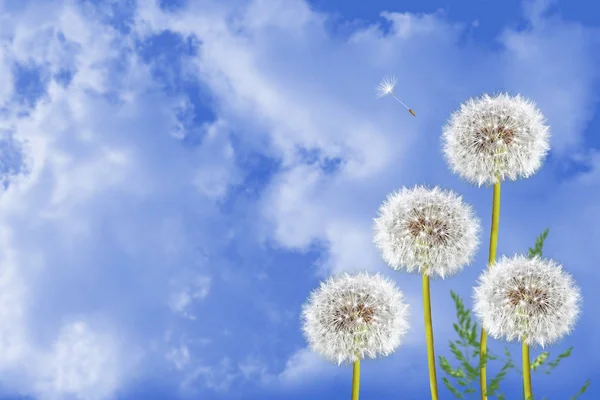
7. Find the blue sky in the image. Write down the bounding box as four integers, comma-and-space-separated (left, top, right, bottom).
0, 0, 598, 399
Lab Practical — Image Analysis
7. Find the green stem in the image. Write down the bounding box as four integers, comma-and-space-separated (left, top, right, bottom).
423, 272, 439, 400
351, 359, 360, 400
522, 342, 533, 400
480, 181, 501, 400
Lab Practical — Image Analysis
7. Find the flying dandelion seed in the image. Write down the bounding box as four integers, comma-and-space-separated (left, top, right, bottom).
376, 75, 416, 117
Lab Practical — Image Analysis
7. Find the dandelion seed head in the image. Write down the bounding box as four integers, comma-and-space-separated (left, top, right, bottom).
373, 186, 481, 279
473, 254, 581, 347
442, 93, 550, 186
302, 272, 410, 365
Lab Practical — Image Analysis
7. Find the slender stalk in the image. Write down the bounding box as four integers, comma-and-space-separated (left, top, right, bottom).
391, 94, 410, 109
390, 94, 416, 116
522, 342, 533, 400
351, 359, 360, 400
479, 181, 501, 400
422, 272, 439, 400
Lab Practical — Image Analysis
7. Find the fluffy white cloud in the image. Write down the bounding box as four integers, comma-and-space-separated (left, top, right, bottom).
0, 1, 236, 398
36, 321, 127, 400
277, 348, 338, 385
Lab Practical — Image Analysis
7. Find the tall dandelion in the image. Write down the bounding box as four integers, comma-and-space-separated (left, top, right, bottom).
376, 75, 417, 116
373, 186, 480, 400
441, 93, 550, 399
473, 255, 581, 400
302, 272, 410, 400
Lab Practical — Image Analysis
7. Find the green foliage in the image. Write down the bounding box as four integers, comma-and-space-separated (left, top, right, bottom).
544, 347, 572, 374
570, 379, 591, 400
530, 351, 549, 371
527, 228, 549, 258
439, 229, 591, 399
438, 290, 508, 398
486, 347, 514, 397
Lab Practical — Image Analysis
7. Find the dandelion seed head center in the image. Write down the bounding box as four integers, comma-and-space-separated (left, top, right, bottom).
332, 301, 377, 332
407, 209, 450, 246
472, 122, 515, 154
506, 281, 550, 316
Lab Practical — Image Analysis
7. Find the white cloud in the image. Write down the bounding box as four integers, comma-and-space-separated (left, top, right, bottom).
168, 275, 212, 320
0, 1, 236, 398
191, 119, 242, 200
179, 358, 239, 394
500, 0, 598, 154
277, 348, 338, 385
37, 321, 128, 400
0, 228, 29, 369
0, 54, 13, 107
166, 344, 192, 371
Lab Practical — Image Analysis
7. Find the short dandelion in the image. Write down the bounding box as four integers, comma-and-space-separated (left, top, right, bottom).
376, 75, 416, 116
442, 93, 550, 399
373, 185, 480, 400
302, 272, 410, 400
473, 254, 581, 400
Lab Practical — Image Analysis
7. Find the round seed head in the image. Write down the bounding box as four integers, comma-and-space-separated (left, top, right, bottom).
473, 254, 581, 347
442, 93, 550, 186
301, 272, 410, 365
373, 186, 480, 279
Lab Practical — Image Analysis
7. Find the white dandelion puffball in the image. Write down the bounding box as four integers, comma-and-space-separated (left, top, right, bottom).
473, 254, 581, 347
373, 186, 480, 279
302, 272, 410, 365
442, 93, 550, 186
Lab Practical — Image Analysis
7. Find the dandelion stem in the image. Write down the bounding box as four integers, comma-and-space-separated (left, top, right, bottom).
351, 359, 360, 400
480, 181, 501, 400
422, 271, 439, 400
522, 342, 533, 400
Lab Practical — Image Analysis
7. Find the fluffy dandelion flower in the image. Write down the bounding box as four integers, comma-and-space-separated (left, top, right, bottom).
442, 93, 550, 186
373, 186, 480, 279
473, 254, 581, 347
302, 272, 410, 365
